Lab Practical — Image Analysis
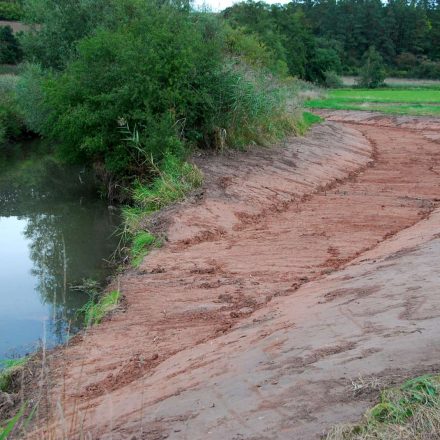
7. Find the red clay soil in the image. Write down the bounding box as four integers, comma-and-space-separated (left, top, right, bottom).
29, 112, 440, 439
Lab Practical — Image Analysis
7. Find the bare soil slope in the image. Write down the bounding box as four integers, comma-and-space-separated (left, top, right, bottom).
31, 113, 440, 439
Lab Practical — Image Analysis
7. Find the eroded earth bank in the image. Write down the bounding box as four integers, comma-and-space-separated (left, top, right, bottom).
31, 111, 440, 439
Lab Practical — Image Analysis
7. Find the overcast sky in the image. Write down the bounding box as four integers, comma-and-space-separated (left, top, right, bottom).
193, 0, 290, 12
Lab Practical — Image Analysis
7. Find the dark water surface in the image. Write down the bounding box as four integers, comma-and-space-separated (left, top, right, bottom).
0, 143, 120, 360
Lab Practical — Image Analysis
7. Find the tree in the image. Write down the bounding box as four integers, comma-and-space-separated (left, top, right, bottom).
0, 25, 22, 64
357, 46, 386, 88
21, 0, 112, 69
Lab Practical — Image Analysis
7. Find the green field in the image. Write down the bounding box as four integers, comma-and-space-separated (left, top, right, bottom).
306, 88, 440, 116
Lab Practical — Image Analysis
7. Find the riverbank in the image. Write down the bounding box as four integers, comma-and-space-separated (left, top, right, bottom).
0, 144, 121, 410
5, 111, 440, 438
18, 111, 438, 438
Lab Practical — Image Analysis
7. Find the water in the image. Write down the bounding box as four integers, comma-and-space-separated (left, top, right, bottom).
0, 143, 120, 360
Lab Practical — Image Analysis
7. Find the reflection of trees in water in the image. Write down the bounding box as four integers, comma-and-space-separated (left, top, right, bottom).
1, 148, 120, 343
22, 204, 120, 343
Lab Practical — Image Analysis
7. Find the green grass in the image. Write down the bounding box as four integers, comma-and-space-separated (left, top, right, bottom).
132, 155, 203, 213
326, 374, 440, 439
297, 111, 323, 133
306, 88, 440, 116
122, 153, 203, 267
80, 290, 121, 327
0, 404, 25, 440
0, 358, 26, 391
131, 231, 162, 268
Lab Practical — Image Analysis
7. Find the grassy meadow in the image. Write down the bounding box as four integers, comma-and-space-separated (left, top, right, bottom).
306, 88, 440, 117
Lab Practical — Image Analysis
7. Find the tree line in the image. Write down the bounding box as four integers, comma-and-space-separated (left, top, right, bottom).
223, 0, 440, 80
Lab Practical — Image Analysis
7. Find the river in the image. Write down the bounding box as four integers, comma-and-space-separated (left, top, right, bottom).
0, 142, 120, 361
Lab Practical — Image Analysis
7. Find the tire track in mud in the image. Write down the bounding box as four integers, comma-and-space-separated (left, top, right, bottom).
33, 114, 440, 439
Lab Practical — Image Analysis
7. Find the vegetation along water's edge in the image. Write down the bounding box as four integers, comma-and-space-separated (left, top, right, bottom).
0, 0, 325, 433
0, 0, 439, 436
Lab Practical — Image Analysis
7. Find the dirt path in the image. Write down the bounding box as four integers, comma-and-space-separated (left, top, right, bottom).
32, 112, 440, 439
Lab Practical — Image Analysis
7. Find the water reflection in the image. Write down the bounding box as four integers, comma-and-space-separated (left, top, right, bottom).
0, 143, 120, 359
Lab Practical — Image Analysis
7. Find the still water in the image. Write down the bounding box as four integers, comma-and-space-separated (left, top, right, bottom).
0, 145, 120, 360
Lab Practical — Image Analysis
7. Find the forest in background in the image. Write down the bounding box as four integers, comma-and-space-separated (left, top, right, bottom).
224, 0, 440, 80
1, 0, 440, 81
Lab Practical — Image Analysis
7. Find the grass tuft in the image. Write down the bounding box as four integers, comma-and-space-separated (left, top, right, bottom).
296, 111, 323, 134
326, 374, 440, 440
132, 156, 203, 213
122, 154, 203, 267
131, 231, 162, 268
80, 290, 121, 327
0, 358, 26, 392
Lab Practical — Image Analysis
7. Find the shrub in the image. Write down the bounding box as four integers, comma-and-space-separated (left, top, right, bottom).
36, 1, 298, 186
0, 74, 25, 146
412, 58, 440, 79
224, 24, 288, 76
37, 4, 222, 174
322, 70, 343, 88
356, 46, 386, 89
15, 63, 49, 133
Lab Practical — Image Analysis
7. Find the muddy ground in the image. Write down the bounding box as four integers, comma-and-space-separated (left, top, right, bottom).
28, 111, 440, 439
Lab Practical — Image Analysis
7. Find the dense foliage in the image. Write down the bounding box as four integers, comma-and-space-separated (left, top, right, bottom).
223, 0, 440, 80
0, 0, 23, 21
21, 0, 113, 70
15, 0, 301, 200
223, 2, 341, 82
0, 25, 22, 64
0, 75, 25, 146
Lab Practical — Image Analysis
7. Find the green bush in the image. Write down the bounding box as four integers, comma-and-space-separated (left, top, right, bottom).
15, 63, 49, 133
39, 5, 220, 172
322, 71, 343, 88
33, 1, 298, 184
357, 46, 386, 89
0, 74, 25, 146
411, 58, 440, 79
224, 24, 288, 76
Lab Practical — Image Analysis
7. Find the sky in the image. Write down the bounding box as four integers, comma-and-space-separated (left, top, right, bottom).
193, 0, 290, 12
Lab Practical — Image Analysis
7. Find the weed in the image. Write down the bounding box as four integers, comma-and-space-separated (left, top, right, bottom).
351, 375, 383, 395
80, 290, 121, 327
